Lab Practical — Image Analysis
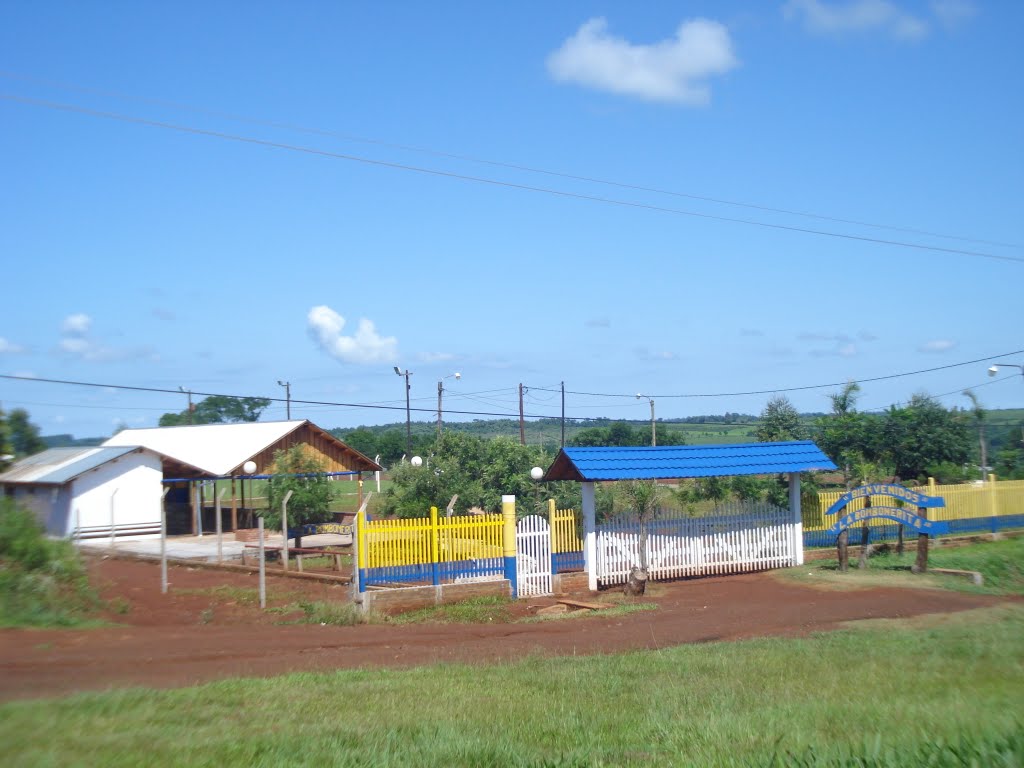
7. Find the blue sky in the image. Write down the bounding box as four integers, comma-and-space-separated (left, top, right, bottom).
1, 1, 1022, 439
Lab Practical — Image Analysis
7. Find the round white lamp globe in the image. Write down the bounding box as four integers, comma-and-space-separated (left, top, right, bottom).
530, 466, 544, 481
243, 460, 257, 474
411, 456, 423, 468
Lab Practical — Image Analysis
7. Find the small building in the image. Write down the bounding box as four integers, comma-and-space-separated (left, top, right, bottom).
0, 447, 165, 539
104, 420, 382, 534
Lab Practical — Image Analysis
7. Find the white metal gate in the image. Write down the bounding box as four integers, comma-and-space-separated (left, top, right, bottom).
595, 503, 797, 587
516, 515, 552, 597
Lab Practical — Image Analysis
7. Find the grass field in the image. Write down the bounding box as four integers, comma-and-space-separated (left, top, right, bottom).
2, 605, 1022, 766
784, 536, 1024, 598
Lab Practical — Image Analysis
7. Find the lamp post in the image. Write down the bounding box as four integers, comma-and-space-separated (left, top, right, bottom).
394, 366, 413, 453
437, 372, 462, 437
636, 393, 656, 447
277, 380, 291, 419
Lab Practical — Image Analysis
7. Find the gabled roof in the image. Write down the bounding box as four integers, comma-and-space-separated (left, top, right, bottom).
542, 441, 837, 482
103, 420, 380, 476
0, 446, 149, 485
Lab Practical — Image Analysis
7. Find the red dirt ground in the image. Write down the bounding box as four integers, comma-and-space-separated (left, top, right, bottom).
0, 556, 1008, 701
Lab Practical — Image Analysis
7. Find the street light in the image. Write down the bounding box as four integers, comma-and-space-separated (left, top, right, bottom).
437, 372, 462, 437
989, 363, 1024, 381
394, 366, 413, 453
637, 393, 656, 447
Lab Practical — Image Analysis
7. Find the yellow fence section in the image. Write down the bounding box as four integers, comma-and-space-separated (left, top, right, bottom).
358, 507, 504, 569
548, 500, 583, 553
808, 477, 1024, 531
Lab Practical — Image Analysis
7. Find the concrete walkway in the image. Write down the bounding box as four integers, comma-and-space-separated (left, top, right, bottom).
77, 531, 351, 563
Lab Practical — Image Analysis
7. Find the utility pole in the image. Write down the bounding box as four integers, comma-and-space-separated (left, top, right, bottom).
277, 380, 291, 420
436, 372, 461, 437
518, 383, 526, 446
394, 367, 413, 453
637, 393, 656, 447
179, 386, 193, 425
560, 381, 566, 447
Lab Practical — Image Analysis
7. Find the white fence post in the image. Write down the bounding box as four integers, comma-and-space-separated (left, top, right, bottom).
789, 473, 803, 566
582, 482, 597, 591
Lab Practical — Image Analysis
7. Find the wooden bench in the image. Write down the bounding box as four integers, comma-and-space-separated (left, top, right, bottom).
243, 545, 348, 572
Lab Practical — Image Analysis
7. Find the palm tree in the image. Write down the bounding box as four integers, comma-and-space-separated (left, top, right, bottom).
618, 479, 662, 596
962, 389, 987, 481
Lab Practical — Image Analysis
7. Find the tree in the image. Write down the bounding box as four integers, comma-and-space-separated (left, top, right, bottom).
262, 447, 332, 546
816, 382, 874, 488
8, 409, 45, 457
962, 389, 988, 480
617, 479, 664, 596
158, 396, 271, 427
380, 431, 576, 518
0, 407, 13, 469
755, 396, 805, 443
881, 394, 970, 482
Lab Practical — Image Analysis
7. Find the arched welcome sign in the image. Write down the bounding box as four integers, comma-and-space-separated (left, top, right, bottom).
825, 483, 948, 535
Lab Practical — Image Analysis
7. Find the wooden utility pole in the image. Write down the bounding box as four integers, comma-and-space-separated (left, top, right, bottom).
179, 386, 193, 424
278, 380, 291, 420
518, 383, 526, 445
561, 381, 565, 447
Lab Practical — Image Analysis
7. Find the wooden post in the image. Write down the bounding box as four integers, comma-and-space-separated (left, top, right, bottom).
258, 516, 266, 609
837, 528, 849, 572
230, 477, 238, 532
161, 487, 170, 594
897, 524, 904, 555
281, 489, 293, 571
216, 488, 227, 564
912, 505, 929, 574
857, 496, 872, 569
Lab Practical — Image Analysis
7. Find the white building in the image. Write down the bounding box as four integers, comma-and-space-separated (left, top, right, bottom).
0, 446, 164, 539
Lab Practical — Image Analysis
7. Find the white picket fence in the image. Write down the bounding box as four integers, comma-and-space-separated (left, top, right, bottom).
516, 514, 553, 597
595, 503, 797, 586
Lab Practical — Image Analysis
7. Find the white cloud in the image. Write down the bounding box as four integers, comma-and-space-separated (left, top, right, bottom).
931, 0, 976, 29
634, 346, 678, 361
56, 313, 155, 363
547, 17, 739, 106
418, 351, 456, 363
61, 313, 92, 335
307, 305, 398, 365
0, 336, 25, 354
919, 339, 956, 353
783, 0, 930, 40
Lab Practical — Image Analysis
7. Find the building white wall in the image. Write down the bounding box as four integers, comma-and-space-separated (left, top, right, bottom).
8, 486, 64, 535
67, 452, 163, 539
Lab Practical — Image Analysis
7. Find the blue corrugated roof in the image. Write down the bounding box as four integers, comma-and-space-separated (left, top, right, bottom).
543, 441, 837, 481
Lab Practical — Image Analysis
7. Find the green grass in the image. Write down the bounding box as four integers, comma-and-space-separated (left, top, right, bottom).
1, 604, 1021, 766
388, 595, 514, 624
0, 499, 102, 628
785, 537, 1024, 597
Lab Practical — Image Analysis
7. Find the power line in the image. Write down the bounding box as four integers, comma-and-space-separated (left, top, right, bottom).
530, 349, 1024, 399
3, 92, 1022, 265
2, 69, 1017, 251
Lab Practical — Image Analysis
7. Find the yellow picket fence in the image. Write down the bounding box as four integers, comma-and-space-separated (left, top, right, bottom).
357, 507, 504, 569
808, 477, 1024, 531
549, 501, 583, 554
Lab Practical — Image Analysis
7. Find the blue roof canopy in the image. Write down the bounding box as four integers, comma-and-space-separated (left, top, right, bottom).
542, 441, 837, 482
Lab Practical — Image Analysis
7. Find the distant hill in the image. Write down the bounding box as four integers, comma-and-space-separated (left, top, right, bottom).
41, 434, 106, 449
